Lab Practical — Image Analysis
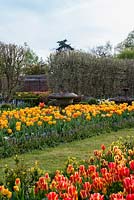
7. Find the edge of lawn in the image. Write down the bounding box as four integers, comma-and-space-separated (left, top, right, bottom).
0, 128, 134, 181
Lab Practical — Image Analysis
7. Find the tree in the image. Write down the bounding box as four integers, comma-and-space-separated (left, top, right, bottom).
117, 49, 134, 59
115, 29, 134, 59
0, 42, 26, 102
90, 41, 113, 57
23, 43, 47, 75
56, 39, 74, 52
116, 29, 134, 52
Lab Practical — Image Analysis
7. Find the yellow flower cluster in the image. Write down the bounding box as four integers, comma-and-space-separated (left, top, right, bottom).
0, 102, 134, 136
112, 146, 127, 165
0, 185, 12, 199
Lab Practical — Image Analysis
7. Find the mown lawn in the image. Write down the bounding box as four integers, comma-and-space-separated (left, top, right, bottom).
0, 128, 134, 182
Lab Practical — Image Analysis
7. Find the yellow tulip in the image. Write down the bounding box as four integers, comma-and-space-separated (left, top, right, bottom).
7, 128, 12, 134
37, 121, 42, 126
48, 121, 53, 125
16, 126, 21, 131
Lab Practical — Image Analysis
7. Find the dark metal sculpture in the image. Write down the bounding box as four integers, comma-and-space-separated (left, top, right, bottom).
56, 39, 74, 52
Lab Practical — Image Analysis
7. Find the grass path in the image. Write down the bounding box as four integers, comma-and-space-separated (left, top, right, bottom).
0, 128, 134, 181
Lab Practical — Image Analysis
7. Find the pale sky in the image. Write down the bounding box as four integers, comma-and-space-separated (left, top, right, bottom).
0, 0, 134, 60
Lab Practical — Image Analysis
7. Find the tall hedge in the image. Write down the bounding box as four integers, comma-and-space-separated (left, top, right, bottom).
48, 51, 134, 98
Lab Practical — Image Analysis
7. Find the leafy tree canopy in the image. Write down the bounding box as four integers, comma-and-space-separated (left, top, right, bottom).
116, 29, 134, 52
23, 43, 47, 75
115, 29, 134, 59
117, 48, 134, 59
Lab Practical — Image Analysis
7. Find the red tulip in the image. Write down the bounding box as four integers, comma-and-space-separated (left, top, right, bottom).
126, 194, 134, 200
39, 102, 45, 108
130, 160, 134, 171
80, 190, 88, 199
90, 193, 104, 200
101, 144, 106, 151
47, 192, 58, 200
110, 193, 125, 200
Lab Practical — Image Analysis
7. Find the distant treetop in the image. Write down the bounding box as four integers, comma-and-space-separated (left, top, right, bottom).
56, 39, 74, 52
116, 29, 134, 52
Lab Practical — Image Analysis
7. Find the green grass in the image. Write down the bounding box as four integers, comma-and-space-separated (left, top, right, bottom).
0, 128, 134, 181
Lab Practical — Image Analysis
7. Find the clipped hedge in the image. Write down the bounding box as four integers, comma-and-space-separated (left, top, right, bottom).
48, 51, 134, 98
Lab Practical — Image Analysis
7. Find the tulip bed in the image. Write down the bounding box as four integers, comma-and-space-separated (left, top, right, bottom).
1, 136, 134, 199
0, 102, 134, 158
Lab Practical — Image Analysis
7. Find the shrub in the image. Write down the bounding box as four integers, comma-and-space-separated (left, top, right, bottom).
79, 97, 98, 105
14, 91, 51, 106
87, 97, 99, 105
0, 103, 13, 110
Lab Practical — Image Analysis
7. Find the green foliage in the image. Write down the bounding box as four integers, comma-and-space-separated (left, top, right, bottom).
116, 29, 134, 51
14, 93, 38, 99
113, 135, 134, 151
23, 43, 47, 75
22, 98, 39, 107
14, 91, 51, 106
79, 98, 99, 105
4, 155, 44, 197
47, 99, 58, 106
117, 48, 134, 59
87, 98, 99, 105
0, 104, 14, 110
14, 91, 50, 100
